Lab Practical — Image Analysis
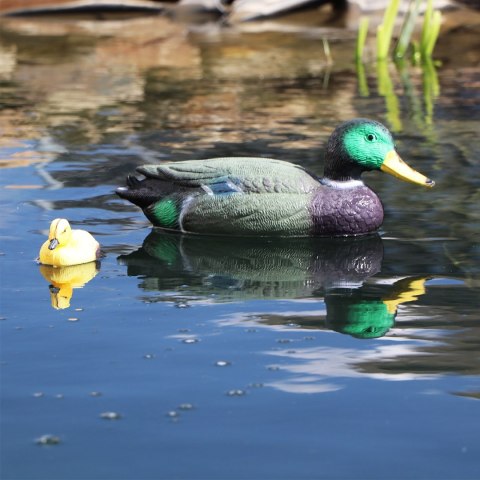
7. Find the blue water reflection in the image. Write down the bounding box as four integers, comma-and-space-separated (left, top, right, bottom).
1, 11, 479, 480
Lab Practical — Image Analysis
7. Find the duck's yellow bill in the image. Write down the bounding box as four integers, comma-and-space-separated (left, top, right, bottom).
381, 150, 435, 188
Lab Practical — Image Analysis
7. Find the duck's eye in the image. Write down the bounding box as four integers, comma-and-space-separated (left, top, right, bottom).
365, 133, 377, 142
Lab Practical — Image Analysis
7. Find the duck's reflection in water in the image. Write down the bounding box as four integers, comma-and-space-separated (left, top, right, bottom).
118, 230, 440, 391
119, 230, 383, 298
119, 230, 427, 336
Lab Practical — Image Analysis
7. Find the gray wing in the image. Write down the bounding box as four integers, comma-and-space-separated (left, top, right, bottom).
136, 157, 319, 195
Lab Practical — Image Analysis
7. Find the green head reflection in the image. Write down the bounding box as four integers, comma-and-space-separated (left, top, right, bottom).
326, 296, 395, 339
326, 276, 428, 339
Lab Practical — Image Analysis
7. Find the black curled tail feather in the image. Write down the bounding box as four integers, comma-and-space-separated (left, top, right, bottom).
126, 174, 141, 188
116, 176, 192, 210
116, 176, 165, 209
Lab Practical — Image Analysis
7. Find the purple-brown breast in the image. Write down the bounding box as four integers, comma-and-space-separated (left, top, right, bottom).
309, 185, 384, 236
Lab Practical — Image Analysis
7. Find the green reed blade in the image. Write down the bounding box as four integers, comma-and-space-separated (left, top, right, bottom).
420, 0, 433, 54
377, 0, 400, 59
323, 38, 333, 64
394, 0, 422, 59
356, 16, 369, 62
424, 10, 442, 57
412, 40, 421, 65
377, 24, 385, 60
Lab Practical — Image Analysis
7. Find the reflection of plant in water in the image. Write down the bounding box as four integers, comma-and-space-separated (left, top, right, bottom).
357, 58, 440, 132
421, 58, 440, 124
376, 60, 402, 132
355, 0, 442, 131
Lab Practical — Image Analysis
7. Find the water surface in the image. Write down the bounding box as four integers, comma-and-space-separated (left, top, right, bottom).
1, 11, 479, 480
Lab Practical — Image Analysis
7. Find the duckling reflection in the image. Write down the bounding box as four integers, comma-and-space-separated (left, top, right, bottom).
39, 261, 99, 309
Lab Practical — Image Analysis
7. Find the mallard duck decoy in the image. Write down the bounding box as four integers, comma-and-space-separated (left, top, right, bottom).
116, 118, 434, 236
39, 218, 101, 267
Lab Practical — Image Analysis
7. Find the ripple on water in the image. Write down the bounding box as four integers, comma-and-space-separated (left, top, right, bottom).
100, 412, 122, 420
215, 360, 231, 367
249, 383, 264, 389
268, 366, 281, 371
35, 434, 61, 445
226, 389, 246, 397
175, 302, 190, 308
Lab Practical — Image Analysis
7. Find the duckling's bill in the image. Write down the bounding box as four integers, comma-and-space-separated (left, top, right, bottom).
381, 150, 435, 188
49, 238, 59, 250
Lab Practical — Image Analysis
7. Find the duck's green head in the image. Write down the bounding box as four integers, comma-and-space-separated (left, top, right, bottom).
324, 118, 434, 187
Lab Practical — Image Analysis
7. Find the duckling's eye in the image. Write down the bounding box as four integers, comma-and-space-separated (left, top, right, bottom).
365, 133, 377, 142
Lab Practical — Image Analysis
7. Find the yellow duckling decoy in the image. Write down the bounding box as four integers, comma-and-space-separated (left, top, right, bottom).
39, 218, 100, 267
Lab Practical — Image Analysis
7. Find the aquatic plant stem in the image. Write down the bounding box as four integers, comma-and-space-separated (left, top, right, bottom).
424, 10, 442, 57
420, 0, 434, 53
323, 38, 333, 64
377, 0, 400, 60
355, 17, 369, 62
420, 0, 442, 58
394, 0, 422, 59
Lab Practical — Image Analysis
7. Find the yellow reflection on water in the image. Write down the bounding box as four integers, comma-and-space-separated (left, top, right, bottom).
39, 261, 99, 309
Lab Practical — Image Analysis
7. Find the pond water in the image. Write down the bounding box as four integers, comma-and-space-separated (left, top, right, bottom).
1, 10, 479, 480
